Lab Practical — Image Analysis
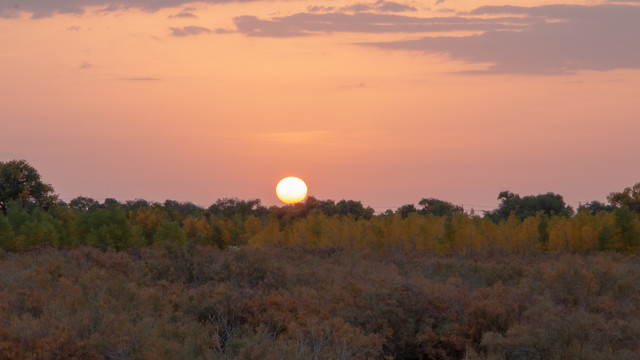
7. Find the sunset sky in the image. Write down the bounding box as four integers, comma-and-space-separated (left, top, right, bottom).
2, 0, 639, 212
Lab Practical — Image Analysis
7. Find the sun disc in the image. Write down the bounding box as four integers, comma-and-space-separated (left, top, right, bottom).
276, 177, 308, 204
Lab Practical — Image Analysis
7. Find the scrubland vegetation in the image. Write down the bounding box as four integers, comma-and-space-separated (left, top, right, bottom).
1, 159, 640, 359
2, 247, 640, 359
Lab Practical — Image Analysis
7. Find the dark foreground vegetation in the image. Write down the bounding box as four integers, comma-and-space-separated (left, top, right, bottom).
1, 159, 640, 359
1, 247, 640, 359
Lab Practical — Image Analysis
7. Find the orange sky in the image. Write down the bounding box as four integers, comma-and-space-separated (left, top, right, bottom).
1, 0, 639, 212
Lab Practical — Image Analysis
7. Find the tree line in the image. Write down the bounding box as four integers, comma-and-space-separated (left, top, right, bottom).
1, 159, 639, 254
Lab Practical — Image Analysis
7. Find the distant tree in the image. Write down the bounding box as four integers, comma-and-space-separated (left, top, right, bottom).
129, 206, 169, 245
335, 199, 374, 219
163, 199, 205, 220
418, 198, 463, 217
69, 196, 100, 212
15, 206, 67, 250
608, 182, 640, 213
396, 204, 418, 219
537, 215, 550, 252
304, 197, 337, 217
485, 191, 572, 222
613, 206, 640, 252
0, 214, 16, 251
208, 220, 229, 249
208, 198, 267, 219
73, 207, 143, 250
437, 215, 456, 253
153, 220, 186, 248
597, 223, 614, 251
484, 191, 521, 222
125, 198, 154, 211
0, 160, 57, 214
578, 201, 615, 215
270, 197, 373, 222
102, 198, 122, 208
182, 215, 212, 241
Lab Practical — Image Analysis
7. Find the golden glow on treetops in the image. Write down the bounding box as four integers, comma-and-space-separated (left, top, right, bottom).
276, 177, 308, 204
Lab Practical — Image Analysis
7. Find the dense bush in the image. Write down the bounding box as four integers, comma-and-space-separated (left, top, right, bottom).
1, 247, 640, 359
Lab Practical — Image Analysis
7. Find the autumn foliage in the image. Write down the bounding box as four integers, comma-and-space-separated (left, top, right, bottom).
1, 161, 640, 358
1, 247, 640, 359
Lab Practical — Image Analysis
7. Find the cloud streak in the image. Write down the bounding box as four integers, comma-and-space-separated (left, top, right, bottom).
1, 0, 231, 18
339, 0, 418, 13
170, 25, 212, 36
372, 5, 640, 74
231, 3, 640, 74
1, 0, 419, 18
234, 12, 528, 37
169, 10, 197, 18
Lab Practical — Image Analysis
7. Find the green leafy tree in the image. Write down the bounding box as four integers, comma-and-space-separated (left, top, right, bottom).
335, 199, 374, 219
208, 220, 229, 249
579, 201, 615, 215
397, 204, 418, 219
163, 199, 205, 220
437, 215, 456, 253
485, 191, 572, 222
19, 206, 68, 249
153, 220, 187, 248
537, 215, 550, 252
69, 196, 100, 212
608, 182, 640, 213
597, 223, 614, 251
73, 207, 144, 250
613, 206, 640, 252
2, 201, 68, 250
0, 214, 16, 251
208, 198, 267, 219
5, 200, 32, 231
418, 198, 463, 217
0, 159, 57, 214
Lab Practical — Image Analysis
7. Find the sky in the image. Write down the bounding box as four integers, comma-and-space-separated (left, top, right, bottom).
1, 0, 639, 212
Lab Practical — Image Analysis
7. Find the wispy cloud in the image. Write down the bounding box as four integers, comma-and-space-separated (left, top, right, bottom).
371, 4, 640, 74
308, 0, 416, 13
170, 26, 212, 37
0, 0, 419, 18
234, 12, 526, 37
79, 61, 92, 69
232, 3, 640, 75
1, 0, 233, 18
214, 28, 234, 34
169, 11, 197, 19
375, 1, 417, 12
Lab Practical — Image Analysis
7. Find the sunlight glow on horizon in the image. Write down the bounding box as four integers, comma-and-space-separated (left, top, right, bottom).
1, 0, 638, 210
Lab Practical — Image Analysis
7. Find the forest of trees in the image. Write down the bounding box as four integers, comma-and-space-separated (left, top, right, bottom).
1, 159, 639, 255
1, 159, 640, 359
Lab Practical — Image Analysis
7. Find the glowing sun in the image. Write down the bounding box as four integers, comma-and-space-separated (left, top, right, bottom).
276, 177, 308, 204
